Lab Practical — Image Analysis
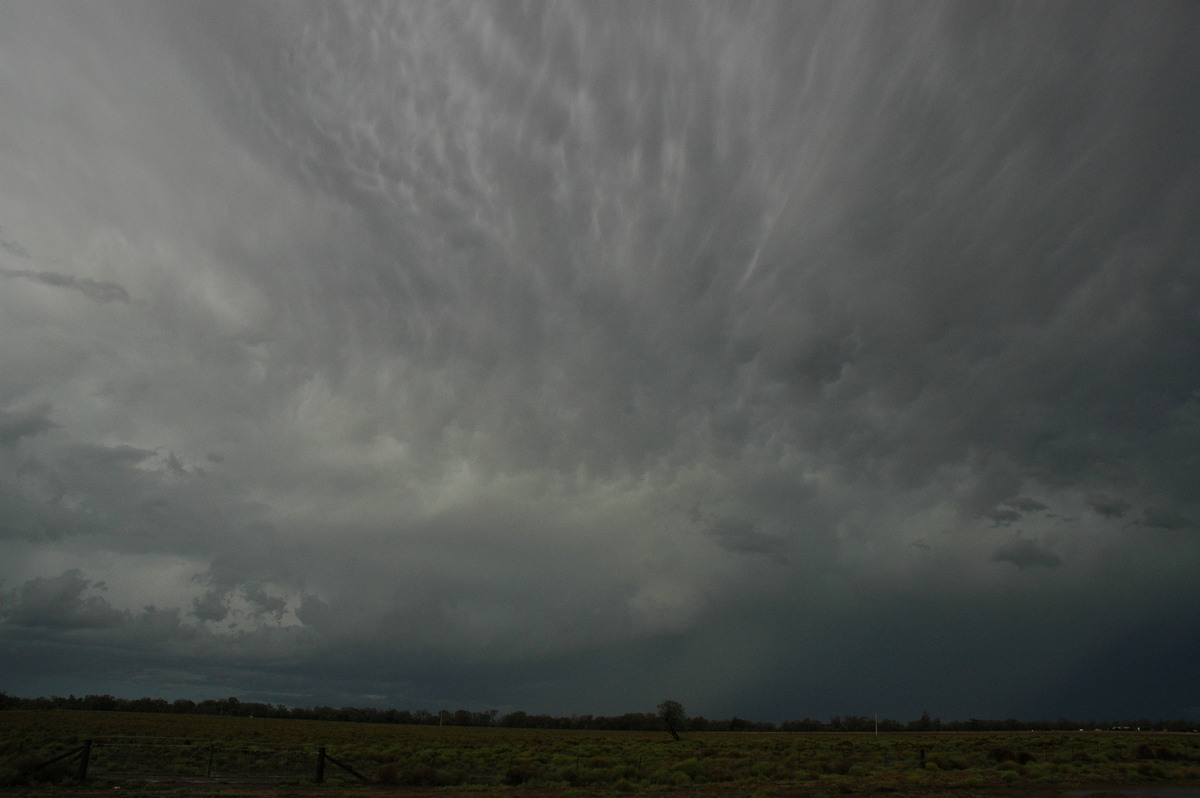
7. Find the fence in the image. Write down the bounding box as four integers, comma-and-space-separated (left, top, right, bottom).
27, 736, 367, 784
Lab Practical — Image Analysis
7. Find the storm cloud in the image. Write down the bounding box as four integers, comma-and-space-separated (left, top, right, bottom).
1, 1, 1198, 722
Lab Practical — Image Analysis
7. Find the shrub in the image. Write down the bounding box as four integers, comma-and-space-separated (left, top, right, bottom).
674, 757, 704, 782
1, 754, 73, 786
503, 764, 535, 785
1135, 744, 1181, 761
1136, 762, 1167, 779
990, 747, 1034, 764
401, 764, 438, 785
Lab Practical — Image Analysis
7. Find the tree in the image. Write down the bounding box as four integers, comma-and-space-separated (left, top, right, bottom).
657, 699, 686, 741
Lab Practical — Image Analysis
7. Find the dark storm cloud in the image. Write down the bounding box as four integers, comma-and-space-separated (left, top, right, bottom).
190, 589, 229, 623
1, 1, 1198, 721
1088, 494, 1132, 519
991, 539, 1062, 569
1140, 508, 1196, 531
0, 404, 57, 447
1005, 497, 1047, 514
4, 570, 126, 630
707, 519, 790, 562
982, 507, 1021, 526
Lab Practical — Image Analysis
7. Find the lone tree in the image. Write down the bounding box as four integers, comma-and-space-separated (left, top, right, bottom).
657, 699, 686, 741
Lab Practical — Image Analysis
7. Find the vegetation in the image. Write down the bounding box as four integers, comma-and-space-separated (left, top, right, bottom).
3, 691, 1197, 733
2, 707, 1199, 795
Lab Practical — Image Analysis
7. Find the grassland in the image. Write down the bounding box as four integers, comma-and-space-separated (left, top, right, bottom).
3, 709, 1199, 796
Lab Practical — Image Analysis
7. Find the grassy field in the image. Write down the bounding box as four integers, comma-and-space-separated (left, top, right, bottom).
3, 710, 1199, 796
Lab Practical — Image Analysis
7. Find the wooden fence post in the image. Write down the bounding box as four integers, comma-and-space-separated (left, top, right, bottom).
315, 746, 326, 783
77, 740, 92, 782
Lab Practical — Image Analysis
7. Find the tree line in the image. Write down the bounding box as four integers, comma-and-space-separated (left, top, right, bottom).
1, 692, 1194, 733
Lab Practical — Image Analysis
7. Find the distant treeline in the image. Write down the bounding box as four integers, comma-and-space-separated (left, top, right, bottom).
1, 692, 1194, 733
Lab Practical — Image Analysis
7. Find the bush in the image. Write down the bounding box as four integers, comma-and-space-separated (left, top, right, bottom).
1135, 744, 1181, 761
990, 747, 1034, 764
401, 764, 438, 785
1, 754, 73, 786
374, 762, 397, 783
503, 764, 535, 785
990, 747, 1016, 762
554, 764, 581, 785
1136, 761, 1167, 779
673, 757, 704, 781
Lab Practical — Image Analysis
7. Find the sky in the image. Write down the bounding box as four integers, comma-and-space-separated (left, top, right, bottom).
1, 1, 1198, 724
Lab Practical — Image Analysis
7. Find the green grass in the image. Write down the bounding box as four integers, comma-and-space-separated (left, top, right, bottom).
2, 710, 1199, 794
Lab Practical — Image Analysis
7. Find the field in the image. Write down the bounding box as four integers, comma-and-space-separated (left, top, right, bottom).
3, 710, 1200, 796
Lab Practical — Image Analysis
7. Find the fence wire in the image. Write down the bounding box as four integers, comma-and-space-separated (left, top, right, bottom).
84, 736, 321, 782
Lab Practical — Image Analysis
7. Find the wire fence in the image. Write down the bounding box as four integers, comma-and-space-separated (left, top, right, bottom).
27, 736, 366, 784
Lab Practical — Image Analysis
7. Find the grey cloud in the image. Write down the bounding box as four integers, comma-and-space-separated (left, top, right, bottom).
1, 1, 1198, 721
1088, 494, 1132, 519
1, 267, 131, 303
1140, 508, 1196, 531
0, 226, 30, 259
294, 592, 333, 631
1005, 497, 1047, 514
63, 443, 157, 467
242, 583, 287, 620
982, 507, 1021, 527
708, 519, 790, 562
4, 570, 127, 629
155, 0, 1200, 506
991, 539, 1062, 569
0, 404, 56, 447
164, 450, 186, 476
190, 583, 286, 624
191, 589, 229, 623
